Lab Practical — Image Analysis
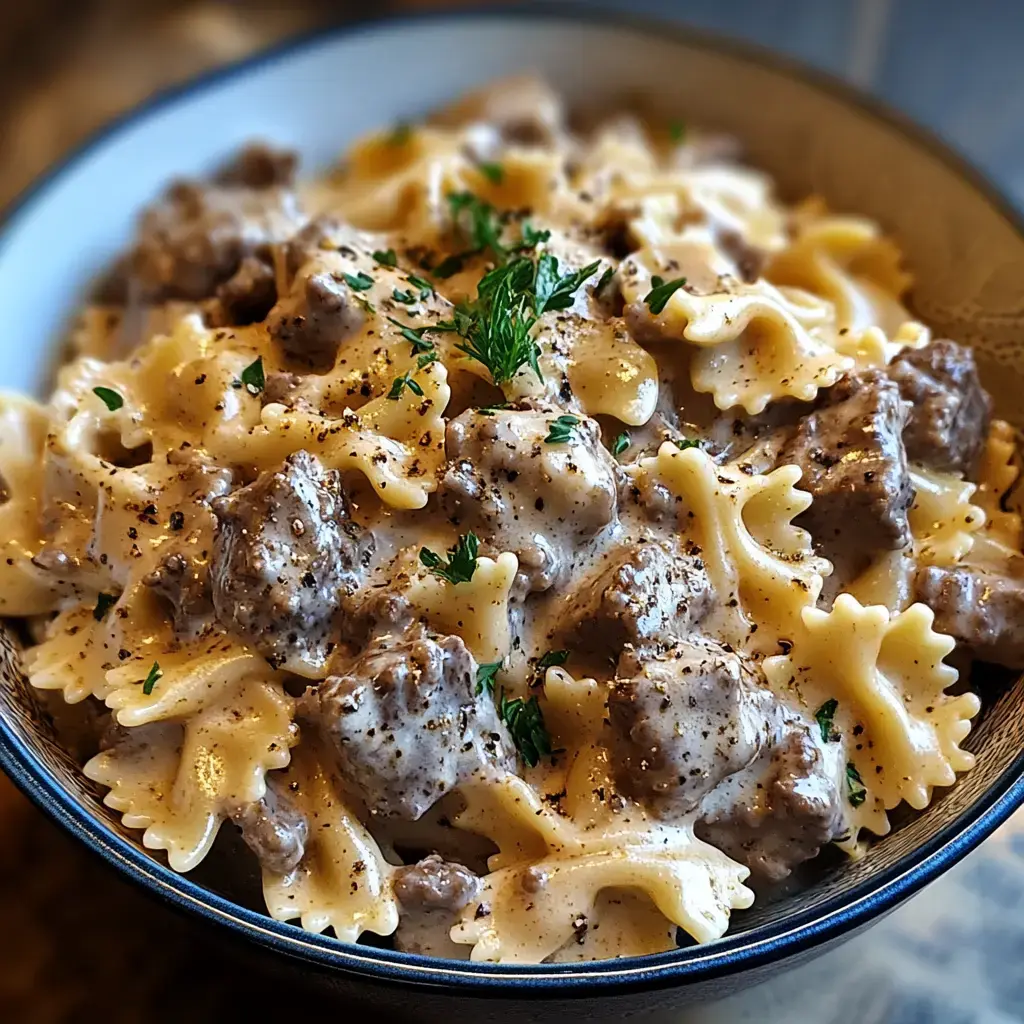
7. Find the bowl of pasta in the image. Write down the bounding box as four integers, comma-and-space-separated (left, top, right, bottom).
2, 5, 1024, 1018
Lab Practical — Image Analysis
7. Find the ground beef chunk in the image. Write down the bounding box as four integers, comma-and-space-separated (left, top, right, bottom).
887, 340, 992, 477
439, 405, 618, 591
916, 563, 1024, 668
215, 143, 298, 189
210, 450, 370, 671
124, 173, 301, 302
718, 228, 765, 283
558, 540, 712, 659
696, 722, 845, 881
232, 776, 308, 875
779, 370, 913, 566
606, 637, 780, 817
309, 632, 513, 820
267, 264, 365, 366
144, 551, 214, 637
211, 255, 277, 326
393, 854, 481, 912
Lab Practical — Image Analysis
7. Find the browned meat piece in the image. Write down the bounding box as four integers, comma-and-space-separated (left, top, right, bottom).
210, 450, 371, 672
309, 632, 513, 820
718, 229, 765, 283
393, 854, 481, 912
211, 255, 277, 326
281, 215, 343, 277
606, 637, 780, 817
125, 175, 301, 301
779, 370, 913, 565
916, 563, 1024, 668
266, 267, 365, 365
887, 340, 992, 477
144, 552, 213, 637
216, 143, 298, 189
558, 540, 712, 658
696, 723, 845, 881
439, 405, 618, 591
0, 468, 9, 504
232, 776, 308, 875
262, 371, 304, 407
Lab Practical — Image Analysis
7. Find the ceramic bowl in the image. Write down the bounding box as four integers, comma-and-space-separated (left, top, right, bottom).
2, 7, 1024, 1019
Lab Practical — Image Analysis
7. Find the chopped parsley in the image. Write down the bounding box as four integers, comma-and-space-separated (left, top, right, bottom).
499, 690, 553, 768
406, 273, 434, 298
478, 161, 504, 184
140, 661, 162, 696
387, 122, 412, 146
392, 288, 416, 304
386, 316, 436, 354
815, 698, 840, 743
373, 248, 398, 267
612, 432, 630, 456
544, 414, 580, 445
674, 437, 702, 452
387, 372, 424, 400
239, 356, 265, 395
644, 275, 688, 315
343, 271, 375, 292
537, 649, 570, 671
93, 593, 118, 621
448, 192, 507, 259
594, 265, 615, 294
845, 762, 867, 807
477, 402, 509, 416
518, 223, 551, 250
92, 386, 123, 412
419, 532, 479, 585
669, 119, 687, 143
476, 661, 502, 696
533, 254, 602, 316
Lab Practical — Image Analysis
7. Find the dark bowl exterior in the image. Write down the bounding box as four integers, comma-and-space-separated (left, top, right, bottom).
2, 5, 1024, 1015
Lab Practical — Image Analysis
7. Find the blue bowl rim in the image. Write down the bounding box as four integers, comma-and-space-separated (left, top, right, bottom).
2, 1, 1024, 997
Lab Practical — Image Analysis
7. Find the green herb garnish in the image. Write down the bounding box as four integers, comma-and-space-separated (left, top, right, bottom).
92, 386, 123, 412
669, 119, 687, 143
343, 271, 375, 292
674, 437, 702, 452
406, 273, 433, 298
612, 432, 630, 456
239, 356, 265, 395
386, 316, 436, 354
815, 698, 840, 743
432, 252, 470, 278
544, 414, 580, 444
533, 255, 603, 316
373, 248, 398, 267
93, 593, 118, 621
419, 532, 480, 585
141, 661, 162, 696
644, 275, 688, 314
537, 650, 570, 671
448, 191, 507, 259
845, 762, 867, 807
517, 223, 551, 251
499, 690, 553, 768
476, 661, 502, 696
392, 288, 416, 304
479, 162, 504, 184
594, 265, 615, 294
387, 372, 424, 400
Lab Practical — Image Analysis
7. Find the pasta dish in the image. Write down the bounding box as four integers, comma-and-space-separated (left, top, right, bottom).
1, 75, 1020, 963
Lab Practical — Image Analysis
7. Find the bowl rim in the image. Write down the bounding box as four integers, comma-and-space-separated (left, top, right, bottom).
2, 1, 1024, 996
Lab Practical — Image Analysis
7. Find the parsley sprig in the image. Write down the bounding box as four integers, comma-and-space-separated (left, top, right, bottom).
644, 275, 688, 314
92, 386, 123, 411
845, 762, 867, 807
612, 432, 630, 456
140, 661, 162, 697
815, 698, 840, 743
476, 661, 502, 696
239, 356, 265, 395
499, 691, 552, 768
544, 414, 580, 445
419, 532, 479, 585
533, 254, 602, 315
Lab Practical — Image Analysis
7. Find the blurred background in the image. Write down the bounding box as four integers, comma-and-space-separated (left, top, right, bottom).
2, 2, 1024, 1022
